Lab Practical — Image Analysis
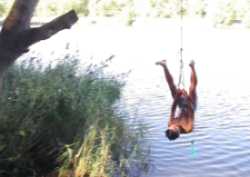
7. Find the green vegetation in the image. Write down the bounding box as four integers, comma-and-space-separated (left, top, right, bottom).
0, 2, 6, 17
36, 0, 90, 17
0, 0, 204, 21
2, 0, 250, 27
0, 56, 147, 177
0, 0, 12, 17
213, 0, 250, 27
214, 0, 241, 26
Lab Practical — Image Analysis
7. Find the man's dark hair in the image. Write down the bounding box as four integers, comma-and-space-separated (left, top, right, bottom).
165, 129, 180, 140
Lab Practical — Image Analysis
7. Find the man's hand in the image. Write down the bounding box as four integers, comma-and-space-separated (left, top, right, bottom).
155, 60, 166, 67
189, 60, 195, 68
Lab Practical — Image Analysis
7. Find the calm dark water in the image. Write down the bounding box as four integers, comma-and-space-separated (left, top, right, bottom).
122, 77, 250, 177
117, 22, 250, 177
24, 19, 250, 177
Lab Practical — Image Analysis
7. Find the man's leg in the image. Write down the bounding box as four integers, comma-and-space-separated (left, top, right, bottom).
188, 60, 197, 108
156, 60, 177, 98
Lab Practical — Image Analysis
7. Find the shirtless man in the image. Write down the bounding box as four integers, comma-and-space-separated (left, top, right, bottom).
156, 60, 197, 140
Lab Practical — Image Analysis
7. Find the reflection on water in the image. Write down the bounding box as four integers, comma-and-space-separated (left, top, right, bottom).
24, 19, 250, 177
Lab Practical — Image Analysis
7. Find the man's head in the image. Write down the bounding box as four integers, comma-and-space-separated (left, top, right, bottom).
165, 125, 180, 140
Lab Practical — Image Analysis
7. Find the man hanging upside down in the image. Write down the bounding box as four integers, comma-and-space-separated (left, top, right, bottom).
156, 60, 197, 140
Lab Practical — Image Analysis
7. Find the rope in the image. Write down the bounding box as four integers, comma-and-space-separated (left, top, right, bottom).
177, 0, 185, 88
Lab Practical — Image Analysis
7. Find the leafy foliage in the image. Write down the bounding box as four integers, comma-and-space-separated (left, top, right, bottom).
5, 0, 250, 27
0, 57, 147, 177
0, 0, 12, 17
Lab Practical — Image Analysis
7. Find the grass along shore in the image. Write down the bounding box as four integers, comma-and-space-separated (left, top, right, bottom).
0, 56, 148, 177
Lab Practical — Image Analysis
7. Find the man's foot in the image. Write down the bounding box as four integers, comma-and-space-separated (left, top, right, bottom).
189, 60, 195, 68
155, 60, 166, 66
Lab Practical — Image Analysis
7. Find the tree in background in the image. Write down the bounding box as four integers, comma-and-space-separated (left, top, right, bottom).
36, 0, 90, 17
214, 0, 239, 26
0, 0, 12, 17
212, 0, 250, 27
0, 1, 6, 17
189, 0, 207, 17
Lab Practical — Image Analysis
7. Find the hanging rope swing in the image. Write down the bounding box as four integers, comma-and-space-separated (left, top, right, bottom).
177, 0, 185, 89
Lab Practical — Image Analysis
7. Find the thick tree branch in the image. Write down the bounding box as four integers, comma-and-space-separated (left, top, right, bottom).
0, 1, 79, 94
15, 10, 78, 50
2, 0, 39, 34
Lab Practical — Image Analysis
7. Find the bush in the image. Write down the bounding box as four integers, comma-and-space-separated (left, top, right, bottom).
0, 57, 147, 177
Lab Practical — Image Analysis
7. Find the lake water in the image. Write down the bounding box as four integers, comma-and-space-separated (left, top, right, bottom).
26, 18, 250, 177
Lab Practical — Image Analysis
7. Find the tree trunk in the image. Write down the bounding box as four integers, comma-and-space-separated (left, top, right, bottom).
0, 0, 78, 93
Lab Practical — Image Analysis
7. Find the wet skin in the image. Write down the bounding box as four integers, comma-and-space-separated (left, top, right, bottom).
156, 60, 197, 134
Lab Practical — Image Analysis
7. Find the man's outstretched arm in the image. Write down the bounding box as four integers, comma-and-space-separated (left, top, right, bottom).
189, 60, 197, 104
156, 60, 177, 99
